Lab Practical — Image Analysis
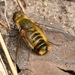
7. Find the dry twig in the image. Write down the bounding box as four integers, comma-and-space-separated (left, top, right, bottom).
0, 32, 18, 75
17, 0, 26, 14
4, 0, 10, 29
0, 55, 8, 75
43, 0, 48, 6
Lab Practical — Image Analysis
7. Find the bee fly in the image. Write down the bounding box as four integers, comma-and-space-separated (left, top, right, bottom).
13, 11, 51, 55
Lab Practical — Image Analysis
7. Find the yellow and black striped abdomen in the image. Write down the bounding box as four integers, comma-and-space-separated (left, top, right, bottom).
26, 25, 51, 55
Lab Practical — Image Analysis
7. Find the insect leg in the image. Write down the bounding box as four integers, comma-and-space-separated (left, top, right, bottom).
20, 29, 34, 49
15, 32, 22, 62
20, 29, 33, 61
48, 41, 60, 46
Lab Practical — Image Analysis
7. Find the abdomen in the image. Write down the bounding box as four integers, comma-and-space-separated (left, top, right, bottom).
24, 24, 51, 55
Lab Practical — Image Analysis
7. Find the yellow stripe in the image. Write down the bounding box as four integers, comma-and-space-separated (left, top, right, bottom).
33, 24, 47, 42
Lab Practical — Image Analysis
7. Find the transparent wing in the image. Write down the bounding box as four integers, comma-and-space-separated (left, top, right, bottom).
15, 19, 75, 70
38, 22, 75, 64
14, 23, 74, 71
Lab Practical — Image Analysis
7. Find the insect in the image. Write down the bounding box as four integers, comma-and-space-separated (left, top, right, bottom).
13, 11, 51, 55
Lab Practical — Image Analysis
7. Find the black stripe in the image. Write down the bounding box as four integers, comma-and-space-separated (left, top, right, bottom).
36, 43, 47, 52
32, 32, 40, 39
34, 40, 45, 50
33, 35, 42, 43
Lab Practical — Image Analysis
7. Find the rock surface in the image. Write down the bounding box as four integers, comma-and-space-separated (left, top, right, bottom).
0, 0, 75, 75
